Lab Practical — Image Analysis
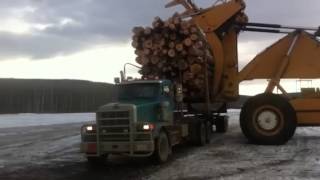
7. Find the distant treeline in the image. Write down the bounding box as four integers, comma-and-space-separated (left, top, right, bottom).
0, 79, 115, 114
0, 78, 261, 114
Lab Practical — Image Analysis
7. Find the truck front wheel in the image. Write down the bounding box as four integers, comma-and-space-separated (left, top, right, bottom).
240, 93, 297, 145
153, 131, 171, 163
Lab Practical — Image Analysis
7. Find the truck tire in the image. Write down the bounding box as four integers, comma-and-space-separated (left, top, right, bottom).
153, 131, 171, 163
206, 121, 213, 143
195, 122, 206, 146
216, 116, 228, 133
240, 93, 297, 145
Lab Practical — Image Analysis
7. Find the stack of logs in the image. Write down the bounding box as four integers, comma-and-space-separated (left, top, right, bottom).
132, 14, 214, 101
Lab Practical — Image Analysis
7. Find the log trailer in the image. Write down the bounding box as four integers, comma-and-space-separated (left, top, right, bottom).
80, 0, 320, 163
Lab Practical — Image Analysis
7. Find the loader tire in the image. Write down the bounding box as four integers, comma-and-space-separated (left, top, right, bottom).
240, 93, 297, 145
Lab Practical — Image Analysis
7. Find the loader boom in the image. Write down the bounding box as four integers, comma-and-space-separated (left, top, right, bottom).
239, 31, 320, 82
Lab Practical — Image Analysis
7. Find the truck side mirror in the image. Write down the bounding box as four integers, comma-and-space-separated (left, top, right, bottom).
114, 77, 120, 84
163, 85, 170, 96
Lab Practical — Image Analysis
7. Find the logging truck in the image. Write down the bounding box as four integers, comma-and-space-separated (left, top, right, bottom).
81, 0, 320, 164
80, 62, 228, 164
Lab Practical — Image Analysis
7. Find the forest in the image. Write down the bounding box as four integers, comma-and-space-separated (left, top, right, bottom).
0, 79, 115, 114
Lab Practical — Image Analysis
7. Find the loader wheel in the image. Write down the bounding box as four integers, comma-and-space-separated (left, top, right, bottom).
153, 131, 171, 163
216, 116, 229, 133
240, 93, 297, 145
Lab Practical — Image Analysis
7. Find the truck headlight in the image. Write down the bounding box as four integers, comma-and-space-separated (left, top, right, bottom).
81, 124, 96, 134
86, 126, 93, 131
143, 123, 155, 131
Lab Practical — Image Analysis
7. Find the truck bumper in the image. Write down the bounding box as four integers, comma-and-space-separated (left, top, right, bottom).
80, 142, 98, 156
81, 141, 154, 157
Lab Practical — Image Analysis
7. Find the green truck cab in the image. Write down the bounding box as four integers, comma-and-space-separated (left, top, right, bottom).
81, 79, 228, 163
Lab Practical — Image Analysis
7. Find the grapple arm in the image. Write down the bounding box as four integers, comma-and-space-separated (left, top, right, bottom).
166, 0, 247, 100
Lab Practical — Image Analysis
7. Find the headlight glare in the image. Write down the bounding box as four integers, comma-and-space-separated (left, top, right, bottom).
142, 123, 155, 131
86, 126, 93, 131
82, 124, 96, 134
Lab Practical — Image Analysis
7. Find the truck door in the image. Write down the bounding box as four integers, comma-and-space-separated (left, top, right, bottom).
161, 84, 174, 123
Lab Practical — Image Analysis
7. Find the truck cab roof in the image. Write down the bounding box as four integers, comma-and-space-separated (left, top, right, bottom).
119, 79, 171, 85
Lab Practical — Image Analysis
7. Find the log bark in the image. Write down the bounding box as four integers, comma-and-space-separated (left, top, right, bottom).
131, 14, 215, 101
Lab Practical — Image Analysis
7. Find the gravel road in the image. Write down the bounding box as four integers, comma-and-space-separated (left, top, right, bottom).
1, 111, 320, 180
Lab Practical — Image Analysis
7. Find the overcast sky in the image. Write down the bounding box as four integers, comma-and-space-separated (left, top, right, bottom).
0, 0, 319, 95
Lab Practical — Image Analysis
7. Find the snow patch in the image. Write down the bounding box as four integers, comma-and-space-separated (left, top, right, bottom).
0, 113, 94, 128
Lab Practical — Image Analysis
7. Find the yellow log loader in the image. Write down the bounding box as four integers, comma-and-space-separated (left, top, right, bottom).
166, 0, 320, 145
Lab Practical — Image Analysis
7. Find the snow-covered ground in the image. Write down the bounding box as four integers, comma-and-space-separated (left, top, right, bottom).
0, 110, 240, 129
147, 109, 320, 180
0, 113, 94, 128
1, 110, 320, 180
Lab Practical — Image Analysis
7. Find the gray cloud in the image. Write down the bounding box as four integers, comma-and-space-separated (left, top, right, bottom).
0, 32, 89, 59
0, 0, 319, 60
0, 0, 175, 59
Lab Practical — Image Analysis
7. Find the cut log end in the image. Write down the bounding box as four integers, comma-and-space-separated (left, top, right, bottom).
131, 14, 215, 101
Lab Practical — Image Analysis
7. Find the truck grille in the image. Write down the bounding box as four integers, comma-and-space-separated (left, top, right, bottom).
97, 109, 152, 144
98, 110, 130, 142
100, 111, 129, 118
135, 133, 152, 141
101, 127, 129, 133
99, 119, 129, 126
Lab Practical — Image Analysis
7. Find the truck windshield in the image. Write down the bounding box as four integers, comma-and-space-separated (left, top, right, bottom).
118, 83, 160, 100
